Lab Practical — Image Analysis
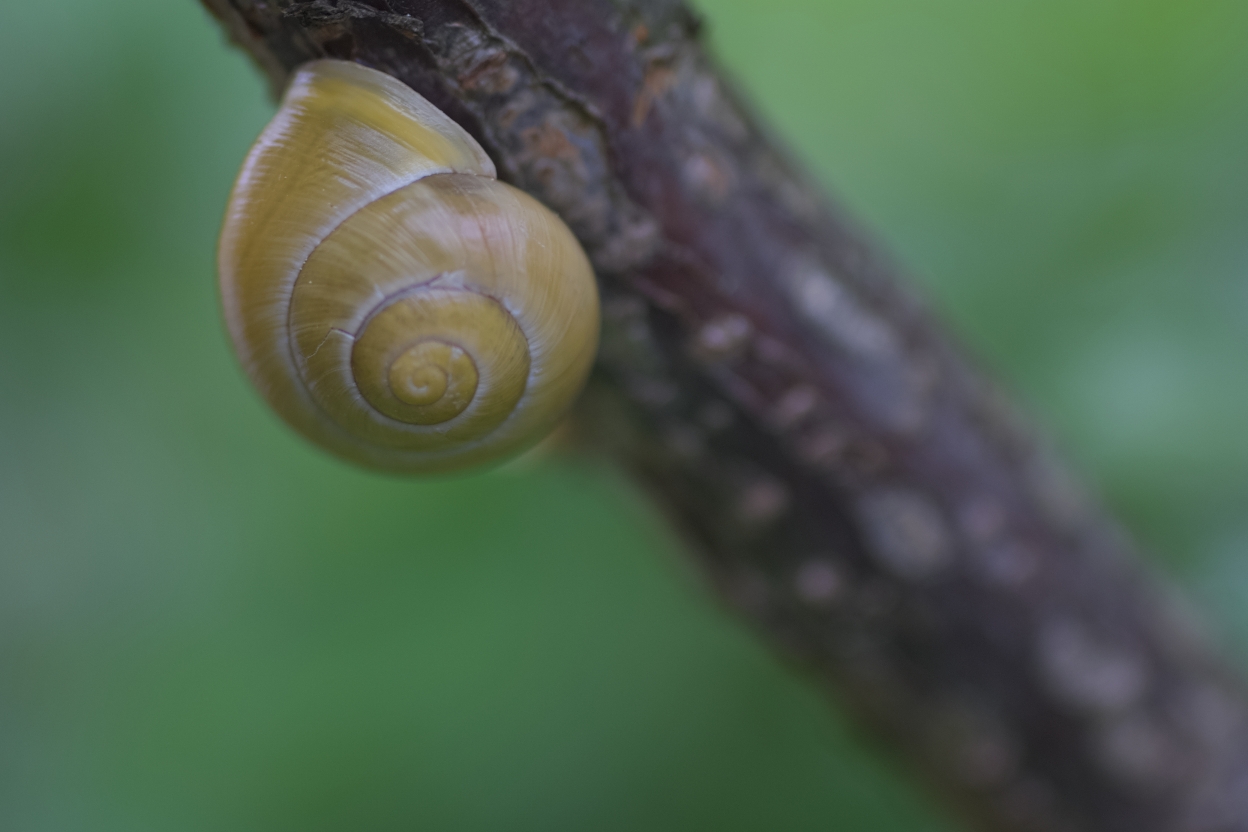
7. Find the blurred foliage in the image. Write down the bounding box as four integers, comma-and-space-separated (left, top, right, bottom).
0, 1, 1244, 829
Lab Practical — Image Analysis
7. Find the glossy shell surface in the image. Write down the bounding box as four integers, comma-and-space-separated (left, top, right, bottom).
219, 60, 599, 473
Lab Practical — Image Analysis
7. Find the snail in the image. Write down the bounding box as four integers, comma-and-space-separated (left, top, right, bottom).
218, 60, 600, 473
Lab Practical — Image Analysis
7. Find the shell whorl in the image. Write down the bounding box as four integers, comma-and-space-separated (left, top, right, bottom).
218, 60, 599, 473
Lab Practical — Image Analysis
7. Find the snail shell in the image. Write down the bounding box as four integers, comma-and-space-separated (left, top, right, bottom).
218, 60, 599, 473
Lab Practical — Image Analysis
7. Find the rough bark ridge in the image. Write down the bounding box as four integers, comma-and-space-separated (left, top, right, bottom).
199, 1, 1248, 830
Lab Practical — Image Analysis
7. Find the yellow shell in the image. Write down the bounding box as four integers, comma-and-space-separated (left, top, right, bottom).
218, 60, 600, 473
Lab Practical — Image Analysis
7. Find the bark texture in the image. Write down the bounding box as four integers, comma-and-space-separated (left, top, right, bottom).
198, 1, 1248, 830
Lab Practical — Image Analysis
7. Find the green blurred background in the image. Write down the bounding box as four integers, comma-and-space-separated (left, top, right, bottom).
1, 1, 1245, 829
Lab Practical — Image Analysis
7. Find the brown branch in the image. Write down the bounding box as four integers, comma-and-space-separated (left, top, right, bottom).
197, 1, 1248, 830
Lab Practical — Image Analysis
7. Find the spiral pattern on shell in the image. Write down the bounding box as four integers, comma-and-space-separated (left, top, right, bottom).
218, 60, 599, 473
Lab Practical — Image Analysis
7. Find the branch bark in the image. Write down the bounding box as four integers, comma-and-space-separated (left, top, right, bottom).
198, 2, 1248, 830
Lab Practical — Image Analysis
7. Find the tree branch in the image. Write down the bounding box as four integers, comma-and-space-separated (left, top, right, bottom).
198, 1, 1248, 829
